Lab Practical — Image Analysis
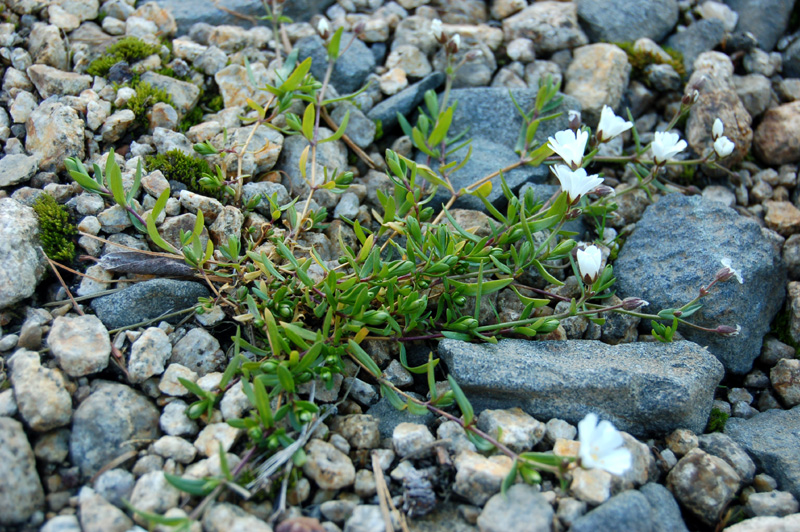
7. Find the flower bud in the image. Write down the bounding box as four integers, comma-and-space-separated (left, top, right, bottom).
431, 18, 445, 42
591, 185, 615, 197
716, 258, 743, 284
316, 17, 330, 39
622, 297, 649, 310
447, 34, 461, 53
465, 50, 482, 61
352, 20, 366, 36
568, 110, 582, 131
716, 324, 741, 337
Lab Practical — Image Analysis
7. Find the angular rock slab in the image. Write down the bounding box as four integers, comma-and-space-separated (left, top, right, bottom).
90, 279, 210, 329
0, 198, 48, 310
438, 338, 723, 438
614, 194, 786, 374
415, 88, 579, 212
725, 405, 800, 501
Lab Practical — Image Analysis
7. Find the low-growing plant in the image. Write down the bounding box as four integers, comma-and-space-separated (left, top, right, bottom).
86, 36, 162, 77
614, 40, 686, 81
706, 407, 729, 433
33, 193, 77, 263
144, 149, 217, 198
65, 19, 745, 531
124, 80, 173, 127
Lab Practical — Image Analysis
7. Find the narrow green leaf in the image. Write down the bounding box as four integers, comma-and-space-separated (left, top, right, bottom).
253, 376, 274, 427
502, 460, 518, 495
447, 375, 473, 426
106, 151, 127, 208
276, 364, 295, 393
447, 277, 513, 296
164, 473, 217, 497
347, 339, 381, 377
319, 110, 349, 144
427, 107, 453, 147
280, 57, 312, 92
327, 27, 344, 60
302, 103, 315, 141
381, 383, 407, 410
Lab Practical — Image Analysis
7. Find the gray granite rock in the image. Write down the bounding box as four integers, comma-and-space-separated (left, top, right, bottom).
367, 72, 444, 131
724, 0, 796, 51
614, 194, 786, 374
570, 490, 653, 532
90, 279, 210, 329
0, 153, 39, 187
70, 381, 161, 477
156, 0, 334, 36
725, 405, 800, 501
0, 417, 45, 526
25, 98, 85, 171
477, 484, 553, 532
784, 39, 800, 79
577, 0, 679, 43
0, 198, 47, 309
415, 88, 578, 212
366, 397, 436, 439
666, 19, 727, 73
8, 349, 73, 432
296, 34, 376, 94
438, 338, 723, 437
639, 483, 689, 532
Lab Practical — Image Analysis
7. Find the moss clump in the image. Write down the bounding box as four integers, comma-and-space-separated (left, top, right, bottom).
124, 81, 173, 127
86, 37, 161, 77
706, 407, 729, 433
33, 194, 77, 263
145, 149, 218, 198
614, 41, 686, 83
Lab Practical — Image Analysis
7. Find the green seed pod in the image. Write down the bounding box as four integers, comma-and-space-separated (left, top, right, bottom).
247, 426, 263, 441
454, 296, 467, 306
261, 360, 278, 373
186, 402, 207, 419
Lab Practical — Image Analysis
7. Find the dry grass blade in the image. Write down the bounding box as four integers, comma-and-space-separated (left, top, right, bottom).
371, 451, 410, 532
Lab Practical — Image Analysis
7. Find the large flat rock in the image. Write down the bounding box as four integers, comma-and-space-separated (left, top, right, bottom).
438, 338, 723, 437
615, 194, 786, 374
725, 405, 800, 501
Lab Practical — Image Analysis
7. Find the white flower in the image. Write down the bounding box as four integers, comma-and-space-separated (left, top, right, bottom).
450, 33, 461, 51
712, 118, 724, 140
714, 136, 735, 158
552, 165, 604, 204
431, 18, 444, 40
548, 129, 588, 169
576, 245, 603, 284
578, 413, 632, 476
317, 17, 330, 37
720, 258, 743, 284
651, 131, 687, 164
596, 105, 633, 142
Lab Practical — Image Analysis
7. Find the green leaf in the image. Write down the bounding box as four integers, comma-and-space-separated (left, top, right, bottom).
319, 110, 349, 144
127, 159, 142, 203
280, 57, 312, 92
276, 364, 295, 394
106, 150, 127, 208
218, 442, 232, 480
412, 127, 435, 157
164, 473, 217, 496
447, 375, 473, 426
502, 460, 518, 495
447, 277, 513, 296
407, 400, 429, 416
178, 377, 208, 399
328, 27, 344, 60
347, 339, 381, 378
302, 103, 315, 141
380, 383, 407, 410
253, 376, 274, 427
531, 259, 564, 286
466, 430, 495, 452
427, 107, 453, 147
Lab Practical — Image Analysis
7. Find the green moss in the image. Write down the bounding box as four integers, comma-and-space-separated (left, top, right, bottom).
145, 149, 218, 198
154, 66, 192, 82
613, 41, 686, 85
706, 407, 729, 433
33, 194, 77, 264
86, 37, 161, 77
125, 81, 173, 127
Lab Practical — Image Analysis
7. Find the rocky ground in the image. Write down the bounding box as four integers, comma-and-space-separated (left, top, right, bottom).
1, 0, 800, 531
